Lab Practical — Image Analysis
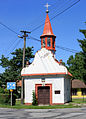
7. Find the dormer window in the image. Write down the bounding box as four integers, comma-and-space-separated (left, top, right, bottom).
43, 38, 45, 47
47, 37, 51, 47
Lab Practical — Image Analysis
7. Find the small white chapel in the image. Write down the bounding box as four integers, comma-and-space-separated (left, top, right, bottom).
21, 6, 72, 105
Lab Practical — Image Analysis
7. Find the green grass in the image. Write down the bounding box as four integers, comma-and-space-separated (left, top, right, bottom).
13, 104, 79, 109
0, 98, 86, 109
72, 98, 86, 104
0, 99, 81, 109
0, 104, 80, 109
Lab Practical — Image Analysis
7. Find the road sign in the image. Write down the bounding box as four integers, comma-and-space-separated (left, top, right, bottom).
7, 82, 16, 90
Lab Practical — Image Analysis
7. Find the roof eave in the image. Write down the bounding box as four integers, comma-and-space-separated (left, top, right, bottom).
21, 72, 72, 77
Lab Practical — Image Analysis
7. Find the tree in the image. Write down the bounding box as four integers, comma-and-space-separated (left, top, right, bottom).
67, 30, 86, 83
78, 30, 86, 82
0, 47, 34, 86
67, 52, 85, 81
0, 73, 3, 87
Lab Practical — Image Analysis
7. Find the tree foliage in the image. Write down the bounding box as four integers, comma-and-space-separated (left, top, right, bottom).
67, 30, 86, 83
0, 47, 34, 86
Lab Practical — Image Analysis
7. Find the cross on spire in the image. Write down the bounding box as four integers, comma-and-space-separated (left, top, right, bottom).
45, 3, 50, 13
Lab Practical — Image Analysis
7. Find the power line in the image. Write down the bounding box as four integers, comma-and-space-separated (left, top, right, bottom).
0, 0, 80, 57
7, 39, 17, 50
5, 37, 19, 55
31, 0, 80, 32
0, 0, 80, 35
27, 0, 74, 31
0, 22, 19, 35
49, 0, 76, 19
50, 0, 80, 21
0, 0, 80, 37
29, 36, 86, 61
29, 36, 80, 53
55, 45, 79, 53
6, 39, 22, 57
29, 36, 41, 42
6, 36, 86, 60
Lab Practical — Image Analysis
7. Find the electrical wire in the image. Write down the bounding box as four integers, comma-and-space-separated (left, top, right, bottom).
6, 39, 22, 57
7, 36, 86, 60
0, 22, 19, 35
30, 0, 80, 32
0, 0, 80, 57
4, 37, 19, 54
50, 0, 80, 21
55, 45, 79, 53
49, 0, 76, 19
29, 36, 80, 53
0, 0, 80, 40
27, 0, 73, 31
29, 36, 86, 61
7, 40, 16, 50
0, 0, 80, 35
29, 36, 41, 42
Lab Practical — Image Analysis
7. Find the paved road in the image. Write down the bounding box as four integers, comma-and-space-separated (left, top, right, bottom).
0, 107, 86, 119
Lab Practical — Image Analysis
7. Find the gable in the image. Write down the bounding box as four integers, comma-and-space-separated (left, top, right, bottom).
21, 48, 71, 77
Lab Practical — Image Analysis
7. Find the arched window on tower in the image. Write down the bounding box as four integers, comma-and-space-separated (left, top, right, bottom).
43, 38, 45, 47
52, 38, 55, 48
47, 37, 51, 47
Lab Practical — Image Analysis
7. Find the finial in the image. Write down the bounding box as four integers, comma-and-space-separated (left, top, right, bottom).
45, 3, 50, 13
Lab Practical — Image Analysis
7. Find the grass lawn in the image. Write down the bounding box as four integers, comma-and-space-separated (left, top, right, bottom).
0, 103, 80, 109
72, 98, 86, 104
0, 99, 85, 109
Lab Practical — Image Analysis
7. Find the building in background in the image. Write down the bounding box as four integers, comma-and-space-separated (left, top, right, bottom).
72, 79, 86, 98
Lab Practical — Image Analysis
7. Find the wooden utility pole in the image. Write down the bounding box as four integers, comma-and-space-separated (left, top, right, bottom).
18, 30, 31, 104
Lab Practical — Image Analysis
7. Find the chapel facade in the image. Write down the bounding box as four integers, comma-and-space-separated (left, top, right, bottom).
21, 8, 72, 105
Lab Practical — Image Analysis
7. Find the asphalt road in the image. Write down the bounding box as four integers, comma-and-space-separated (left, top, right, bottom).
0, 107, 86, 119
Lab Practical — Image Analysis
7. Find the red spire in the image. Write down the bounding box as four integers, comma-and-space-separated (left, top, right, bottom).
40, 12, 56, 54
41, 13, 55, 37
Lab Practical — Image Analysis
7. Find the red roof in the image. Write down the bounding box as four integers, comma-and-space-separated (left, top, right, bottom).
41, 13, 55, 37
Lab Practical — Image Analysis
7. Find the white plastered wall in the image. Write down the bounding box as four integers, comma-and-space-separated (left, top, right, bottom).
24, 77, 65, 104
52, 77, 64, 103
64, 78, 71, 103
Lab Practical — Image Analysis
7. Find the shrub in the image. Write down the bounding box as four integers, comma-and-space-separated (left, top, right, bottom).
0, 87, 4, 93
0, 93, 16, 105
32, 91, 38, 105
0, 93, 10, 105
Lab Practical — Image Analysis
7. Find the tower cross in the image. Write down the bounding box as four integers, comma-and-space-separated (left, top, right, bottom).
45, 3, 50, 13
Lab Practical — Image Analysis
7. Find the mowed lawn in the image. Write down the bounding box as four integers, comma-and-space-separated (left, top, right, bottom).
0, 98, 86, 109
72, 98, 86, 104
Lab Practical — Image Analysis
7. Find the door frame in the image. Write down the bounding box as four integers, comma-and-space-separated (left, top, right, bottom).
35, 84, 52, 105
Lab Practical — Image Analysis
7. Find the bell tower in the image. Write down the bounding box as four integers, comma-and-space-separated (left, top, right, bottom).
40, 3, 56, 54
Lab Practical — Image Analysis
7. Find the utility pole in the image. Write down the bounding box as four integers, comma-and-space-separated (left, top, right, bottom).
18, 30, 31, 104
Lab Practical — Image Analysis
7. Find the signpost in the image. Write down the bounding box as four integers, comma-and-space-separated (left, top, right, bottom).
7, 82, 16, 106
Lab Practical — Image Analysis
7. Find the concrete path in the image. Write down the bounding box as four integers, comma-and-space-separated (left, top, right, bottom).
0, 107, 86, 119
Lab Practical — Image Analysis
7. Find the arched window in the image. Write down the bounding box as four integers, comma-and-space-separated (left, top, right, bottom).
43, 38, 45, 47
52, 38, 55, 48
47, 37, 51, 47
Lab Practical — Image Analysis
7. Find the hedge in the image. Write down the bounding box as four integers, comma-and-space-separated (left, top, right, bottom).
0, 93, 16, 105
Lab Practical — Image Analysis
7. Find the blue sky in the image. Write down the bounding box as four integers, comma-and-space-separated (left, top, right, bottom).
0, 0, 86, 73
